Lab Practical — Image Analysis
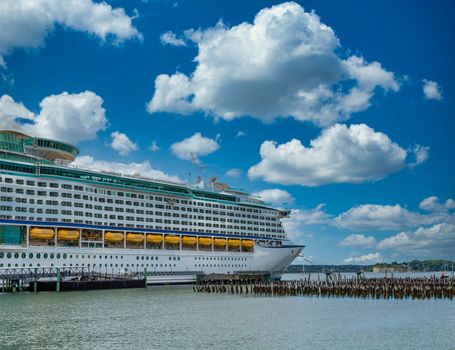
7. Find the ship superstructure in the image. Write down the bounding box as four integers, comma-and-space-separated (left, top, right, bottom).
0, 130, 303, 283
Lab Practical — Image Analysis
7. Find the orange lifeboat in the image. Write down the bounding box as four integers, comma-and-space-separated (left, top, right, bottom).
104, 232, 124, 243
29, 227, 54, 241
57, 229, 79, 241
126, 233, 144, 244
241, 239, 254, 248
198, 237, 212, 246
228, 239, 241, 248
146, 234, 163, 245
164, 235, 180, 245
182, 236, 197, 246
214, 238, 227, 247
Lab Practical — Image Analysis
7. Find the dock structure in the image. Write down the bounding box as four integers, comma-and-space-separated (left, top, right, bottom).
193, 276, 455, 300
0, 266, 145, 293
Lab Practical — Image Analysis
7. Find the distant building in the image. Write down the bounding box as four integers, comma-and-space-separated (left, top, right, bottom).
373, 266, 409, 273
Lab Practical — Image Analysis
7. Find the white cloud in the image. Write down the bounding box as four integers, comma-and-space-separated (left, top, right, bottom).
225, 168, 241, 178
236, 131, 246, 138
149, 140, 159, 152
282, 204, 332, 241
0, 91, 107, 144
170, 132, 219, 161
73, 155, 181, 183
339, 234, 376, 247
409, 144, 430, 167
252, 189, 294, 205
248, 123, 422, 186
333, 196, 455, 231
419, 196, 455, 212
344, 252, 382, 264
378, 223, 455, 258
147, 2, 399, 126
422, 79, 443, 100
0, 0, 141, 67
110, 131, 138, 156
160, 31, 187, 46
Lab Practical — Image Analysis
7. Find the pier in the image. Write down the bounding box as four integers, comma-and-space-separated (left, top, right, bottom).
193, 275, 455, 300
0, 267, 146, 293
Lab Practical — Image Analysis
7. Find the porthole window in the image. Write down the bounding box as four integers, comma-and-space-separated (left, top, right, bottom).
14, 252, 19, 259
50, 253, 54, 259
36, 253, 41, 259
44, 253, 48, 259
63, 253, 67, 259
21, 253, 26, 259
57, 253, 61, 259
0, 252, 3, 258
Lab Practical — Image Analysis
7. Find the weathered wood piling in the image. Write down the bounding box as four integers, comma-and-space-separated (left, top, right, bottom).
193, 276, 455, 300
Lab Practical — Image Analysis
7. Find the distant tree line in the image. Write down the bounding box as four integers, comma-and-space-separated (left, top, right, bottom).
287, 260, 455, 273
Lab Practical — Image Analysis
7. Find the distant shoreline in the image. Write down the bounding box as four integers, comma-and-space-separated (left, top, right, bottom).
287, 259, 455, 273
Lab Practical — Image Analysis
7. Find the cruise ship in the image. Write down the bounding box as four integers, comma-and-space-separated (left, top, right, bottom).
0, 130, 303, 283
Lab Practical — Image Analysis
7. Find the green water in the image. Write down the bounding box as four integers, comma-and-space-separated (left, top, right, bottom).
0, 283, 453, 350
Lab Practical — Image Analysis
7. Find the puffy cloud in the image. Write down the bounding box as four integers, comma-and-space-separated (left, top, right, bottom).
339, 234, 376, 247
252, 189, 294, 205
0, 0, 141, 67
0, 91, 107, 144
334, 204, 426, 231
282, 204, 332, 241
408, 144, 430, 167
248, 123, 422, 186
160, 31, 187, 46
225, 168, 241, 178
236, 131, 246, 138
149, 140, 159, 152
0, 95, 35, 122
73, 155, 181, 183
110, 131, 138, 156
147, 2, 398, 126
344, 252, 382, 264
170, 132, 219, 161
333, 196, 455, 231
377, 224, 455, 258
422, 79, 443, 100
419, 196, 455, 212
147, 73, 194, 114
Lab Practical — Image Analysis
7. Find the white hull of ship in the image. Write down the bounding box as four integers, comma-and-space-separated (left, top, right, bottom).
0, 244, 302, 284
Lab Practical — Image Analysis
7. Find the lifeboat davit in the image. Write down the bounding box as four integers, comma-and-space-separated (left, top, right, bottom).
182, 236, 197, 246
126, 233, 144, 244
104, 232, 124, 243
198, 237, 212, 246
146, 234, 163, 245
57, 229, 79, 241
241, 239, 254, 248
228, 239, 241, 248
30, 227, 54, 240
164, 235, 180, 245
214, 238, 227, 247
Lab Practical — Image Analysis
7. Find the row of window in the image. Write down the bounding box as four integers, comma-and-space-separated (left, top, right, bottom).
0, 262, 246, 269
0, 252, 247, 261
0, 176, 276, 215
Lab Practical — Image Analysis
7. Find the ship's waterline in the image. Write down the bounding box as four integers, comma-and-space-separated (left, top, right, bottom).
0, 130, 303, 281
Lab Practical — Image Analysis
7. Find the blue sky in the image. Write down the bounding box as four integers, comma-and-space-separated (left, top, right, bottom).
0, 0, 454, 264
